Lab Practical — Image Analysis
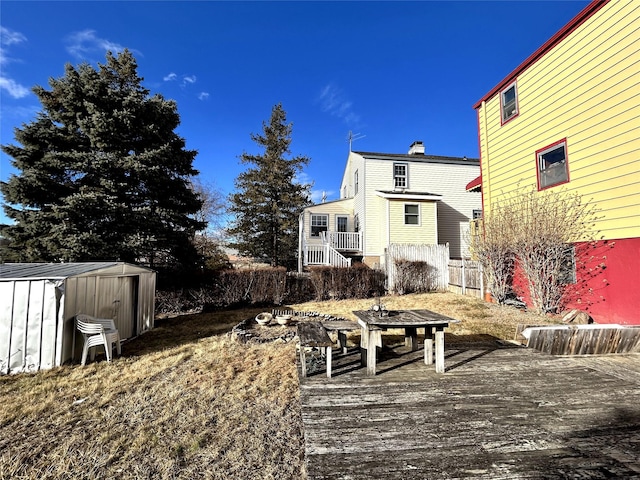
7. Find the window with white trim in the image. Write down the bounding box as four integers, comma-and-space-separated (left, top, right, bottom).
394, 163, 408, 189
404, 204, 419, 225
354, 214, 360, 232
354, 170, 359, 195
537, 139, 569, 190
501, 81, 518, 124
310, 214, 328, 237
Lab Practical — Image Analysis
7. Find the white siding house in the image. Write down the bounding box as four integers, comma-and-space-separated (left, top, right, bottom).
299, 142, 481, 270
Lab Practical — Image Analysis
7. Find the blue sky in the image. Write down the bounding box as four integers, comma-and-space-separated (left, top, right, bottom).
1, 1, 590, 226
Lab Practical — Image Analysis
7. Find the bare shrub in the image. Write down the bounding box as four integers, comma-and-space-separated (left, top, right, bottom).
477, 188, 600, 314
309, 265, 385, 301
470, 207, 515, 304
510, 189, 600, 313
156, 266, 387, 315
394, 259, 436, 295
215, 267, 287, 305
284, 272, 315, 304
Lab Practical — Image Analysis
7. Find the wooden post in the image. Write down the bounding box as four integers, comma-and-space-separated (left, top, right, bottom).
360, 325, 368, 366
461, 260, 466, 295
405, 327, 418, 351
325, 347, 332, 378
435, 327, 445, 373
338, 331, 348, 354
367, 329, 377, 375
424, 327, 434, 365
300, 347, 307, 377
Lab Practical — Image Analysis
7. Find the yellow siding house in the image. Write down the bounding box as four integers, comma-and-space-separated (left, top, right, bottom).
472, 0, 640, 324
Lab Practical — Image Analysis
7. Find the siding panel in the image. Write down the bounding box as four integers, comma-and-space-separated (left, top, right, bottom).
479, 0, 640, 242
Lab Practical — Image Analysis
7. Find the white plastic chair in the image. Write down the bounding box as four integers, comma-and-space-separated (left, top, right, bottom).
76, 314, 122, 365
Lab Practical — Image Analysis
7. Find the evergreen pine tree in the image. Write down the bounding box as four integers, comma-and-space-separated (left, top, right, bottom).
227, 104, 311, 269
1, 50, 204, 266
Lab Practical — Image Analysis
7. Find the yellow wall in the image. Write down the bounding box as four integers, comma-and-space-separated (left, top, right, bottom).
478, 0, 640, 241
388, 200, 437, 245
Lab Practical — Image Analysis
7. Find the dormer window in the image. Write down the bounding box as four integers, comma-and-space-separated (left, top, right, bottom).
501, 81, 519, 124
394, 163, 408, 189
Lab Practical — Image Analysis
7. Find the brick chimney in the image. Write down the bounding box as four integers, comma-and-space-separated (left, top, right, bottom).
408, 141, 425, 155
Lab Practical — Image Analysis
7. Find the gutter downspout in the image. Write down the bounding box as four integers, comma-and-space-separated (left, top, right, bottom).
386, 199, 390, 254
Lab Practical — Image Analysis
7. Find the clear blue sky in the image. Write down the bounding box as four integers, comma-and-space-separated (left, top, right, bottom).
1, 1, 590, 226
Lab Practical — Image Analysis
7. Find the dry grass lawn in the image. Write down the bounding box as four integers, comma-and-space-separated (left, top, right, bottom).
0, 292, 559, 479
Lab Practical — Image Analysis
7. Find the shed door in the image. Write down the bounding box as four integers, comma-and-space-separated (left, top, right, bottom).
95, 276, 137, 339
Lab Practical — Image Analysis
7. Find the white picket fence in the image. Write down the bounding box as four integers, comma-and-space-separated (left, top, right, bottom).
385, 244, 450, 293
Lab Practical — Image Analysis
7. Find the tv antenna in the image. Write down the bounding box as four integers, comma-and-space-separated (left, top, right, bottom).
347, 131, 366, 151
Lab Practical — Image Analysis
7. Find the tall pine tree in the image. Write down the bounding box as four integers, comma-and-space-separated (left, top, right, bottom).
1, 50, 204, 266
228, 104, 311, 269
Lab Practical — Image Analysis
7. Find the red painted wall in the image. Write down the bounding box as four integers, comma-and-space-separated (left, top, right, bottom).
511, 237, 640, 325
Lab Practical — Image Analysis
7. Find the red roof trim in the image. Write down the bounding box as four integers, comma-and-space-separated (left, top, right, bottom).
466, 175, 482, 192
473, 0, 610, 109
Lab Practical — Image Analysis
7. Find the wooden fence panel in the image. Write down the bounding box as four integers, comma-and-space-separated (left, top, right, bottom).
448, 259, 484, 298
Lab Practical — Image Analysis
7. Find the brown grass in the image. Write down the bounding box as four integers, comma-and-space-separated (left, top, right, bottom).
0, 292, 559, 479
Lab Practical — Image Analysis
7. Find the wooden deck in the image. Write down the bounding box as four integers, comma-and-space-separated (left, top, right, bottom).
299, 337, 640, 479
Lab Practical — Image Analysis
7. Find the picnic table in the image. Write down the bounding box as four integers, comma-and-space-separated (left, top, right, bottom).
353, 309, 459, 374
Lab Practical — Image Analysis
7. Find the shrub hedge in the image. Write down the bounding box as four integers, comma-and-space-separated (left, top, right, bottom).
155, 265, 386, 315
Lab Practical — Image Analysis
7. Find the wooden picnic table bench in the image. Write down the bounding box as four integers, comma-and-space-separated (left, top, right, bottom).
354, 309, 459, 374
298, 320, 360, 378
321, 320, 360, 355
297, 321, 334, 378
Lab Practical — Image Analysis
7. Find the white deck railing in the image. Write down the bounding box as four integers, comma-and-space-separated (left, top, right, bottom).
304, 244, 352, 268
320, 231, 362, 251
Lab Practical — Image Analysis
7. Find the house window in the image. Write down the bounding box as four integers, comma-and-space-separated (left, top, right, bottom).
501, 81, 518, 124
336, 216, 348, 233
394, 163, 408, 189
559, 245, 577, 284
472, 209, 483, 220
310, 214, 328, 237
404, 204, 419, 225
354, 170, 359, 195
354, 214, 360, 232
537, 139, 569, 190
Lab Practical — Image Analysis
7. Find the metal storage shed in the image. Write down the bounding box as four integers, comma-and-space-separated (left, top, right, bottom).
0, 262, 156, 375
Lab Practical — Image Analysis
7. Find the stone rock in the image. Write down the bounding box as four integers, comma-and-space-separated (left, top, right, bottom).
561, 309, 593, 325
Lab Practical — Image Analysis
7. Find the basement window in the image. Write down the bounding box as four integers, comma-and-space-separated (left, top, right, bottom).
501, 81, 519, 124
537, 139, 569, 190
559, 245, 577, 284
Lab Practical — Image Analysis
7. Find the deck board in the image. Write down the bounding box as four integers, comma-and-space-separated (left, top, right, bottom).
299, 340, 640, 479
